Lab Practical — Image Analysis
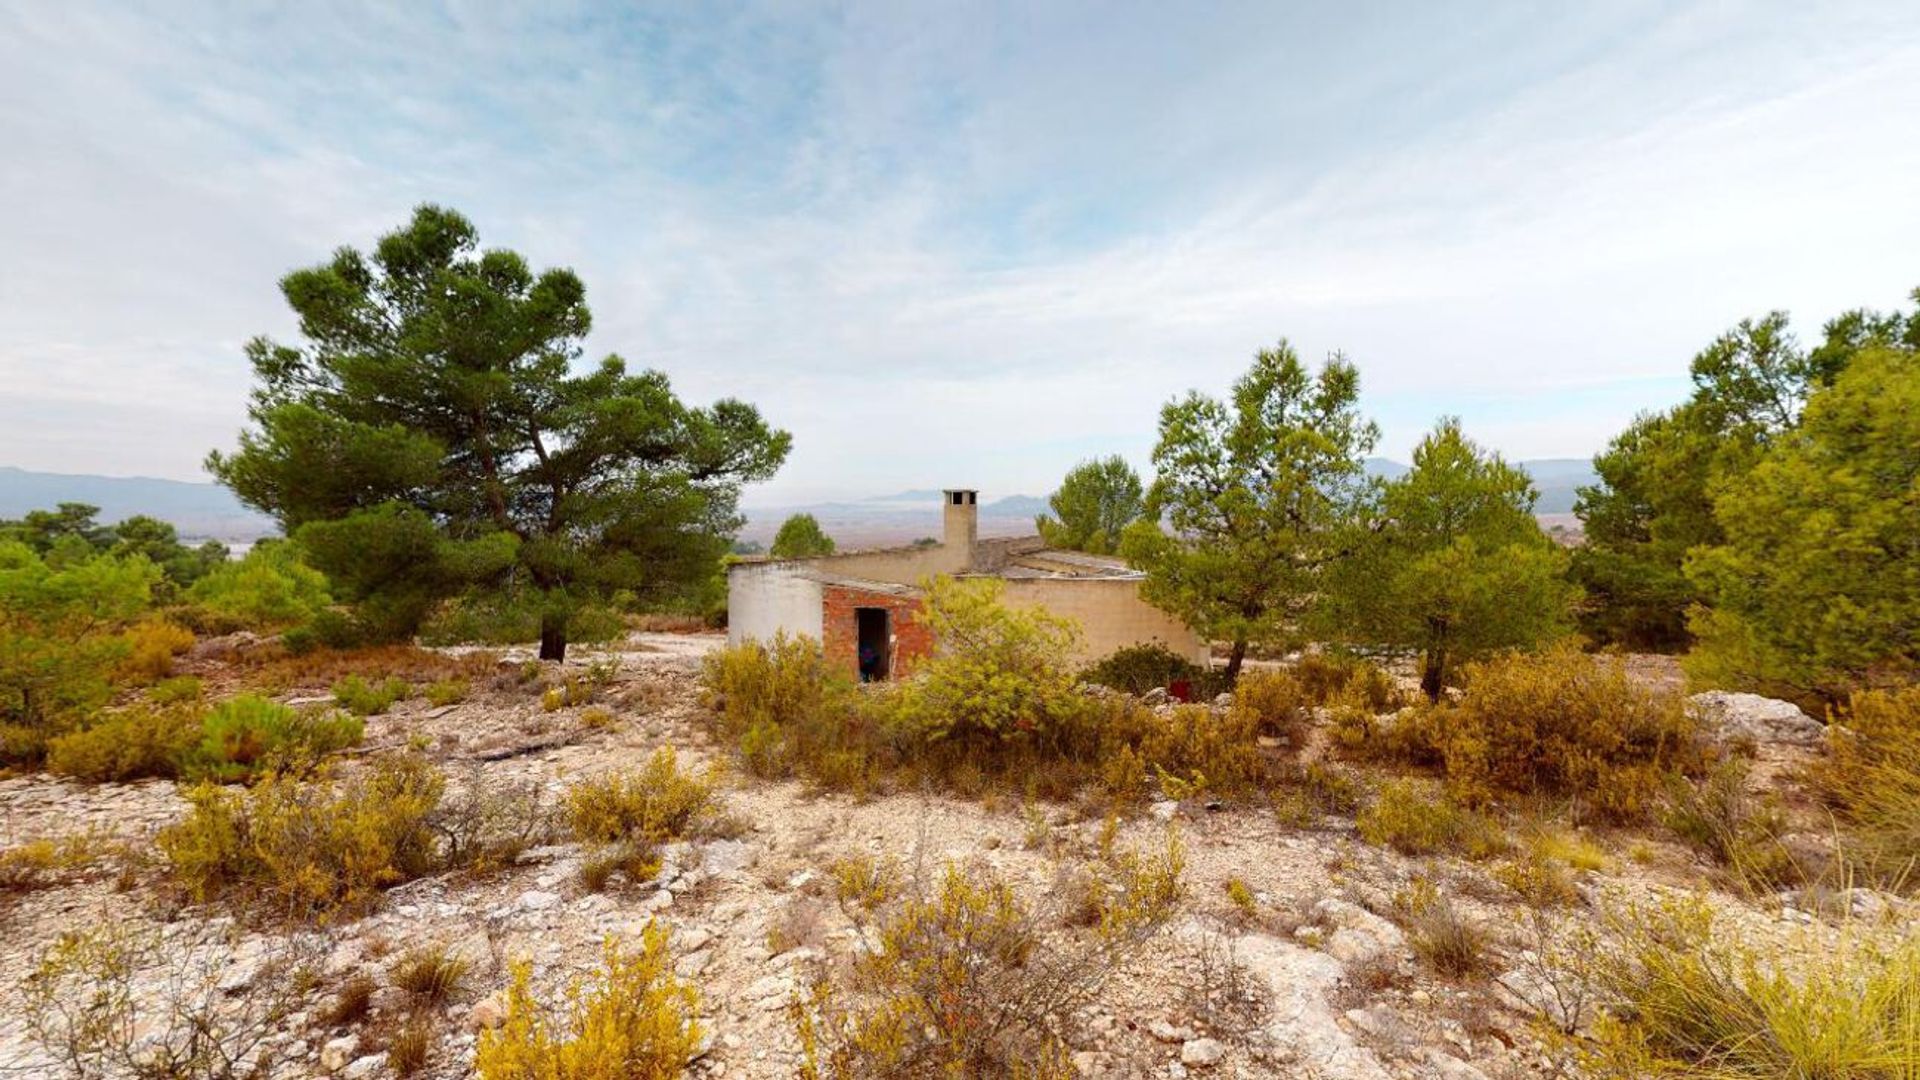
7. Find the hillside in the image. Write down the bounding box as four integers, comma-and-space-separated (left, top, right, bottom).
0, 467, 275, 541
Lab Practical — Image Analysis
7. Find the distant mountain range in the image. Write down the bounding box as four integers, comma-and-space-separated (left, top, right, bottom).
1, 456, 1598, 550
741, 458, 1599, 547
0, 467, 275, 541
1364, 457, 1596, 514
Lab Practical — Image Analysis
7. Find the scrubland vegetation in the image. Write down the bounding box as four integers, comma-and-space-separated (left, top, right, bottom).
3, 212, 1917, 1080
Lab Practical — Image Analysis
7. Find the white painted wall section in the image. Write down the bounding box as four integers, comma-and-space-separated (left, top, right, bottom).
726, 562, 825, 646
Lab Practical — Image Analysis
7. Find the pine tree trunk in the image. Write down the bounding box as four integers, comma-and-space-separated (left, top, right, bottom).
1421, 648, 1446, 701
1224, 640, 1248, 684
539, 611, 567, 662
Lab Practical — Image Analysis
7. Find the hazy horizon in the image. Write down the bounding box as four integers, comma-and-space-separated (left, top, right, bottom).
4, 2, 1917, 504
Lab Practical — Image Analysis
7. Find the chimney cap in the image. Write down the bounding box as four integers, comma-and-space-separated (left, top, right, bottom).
942, 489, 978, 505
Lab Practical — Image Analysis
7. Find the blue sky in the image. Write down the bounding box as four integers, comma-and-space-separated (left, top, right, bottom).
2, 2, 1917, 505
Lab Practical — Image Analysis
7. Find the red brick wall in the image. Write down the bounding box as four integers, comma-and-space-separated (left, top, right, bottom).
821, 585, 932, 680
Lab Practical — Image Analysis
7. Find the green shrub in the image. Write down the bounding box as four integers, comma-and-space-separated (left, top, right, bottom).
0, 831, 122, 894
1227, 669, 1312, 747
183, 540, 331, 633
1224, 877, 1258, 918
332, 674, 410, 716
45, 707, 199, 782
159, 754, 442, 917
418, 593, 625, 647
1270, 761, 1366, 827
1132, 703, 1265, 799
899, 577, 1084, 744
1398, 646, 1706, 822
185, 694, 363, 782
475, 927, 699, 1080
1288, 652, 1404, 712
702, 634, 858, 780
150, 675, 204, 705
119, 618, 195, 683
1, 541, 157, 765
45, 694, 362, 784
1663, 759, 1800, 892
1358, 778, 1508, 858
1080, 643, 1211, 696
423, 678, 469, 708
702, 611, 1274, 802
564, 748, 718, 845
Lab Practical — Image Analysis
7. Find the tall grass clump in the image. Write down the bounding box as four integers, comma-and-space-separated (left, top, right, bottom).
1577, 898, 1920, 1079
475, 926, 700, 1080
1817, 685, 1920, 890
45, 706, 200, 782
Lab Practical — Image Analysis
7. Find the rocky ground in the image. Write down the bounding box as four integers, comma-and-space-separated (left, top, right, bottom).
0, 635, 1904, 1080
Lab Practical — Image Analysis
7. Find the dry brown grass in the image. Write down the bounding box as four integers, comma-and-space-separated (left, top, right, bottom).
239, 645, 499, 694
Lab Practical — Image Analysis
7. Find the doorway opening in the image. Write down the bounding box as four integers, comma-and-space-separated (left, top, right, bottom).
855, 607, 890, 682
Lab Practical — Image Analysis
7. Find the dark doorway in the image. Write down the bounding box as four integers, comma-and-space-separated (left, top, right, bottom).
855, 607, 890, 682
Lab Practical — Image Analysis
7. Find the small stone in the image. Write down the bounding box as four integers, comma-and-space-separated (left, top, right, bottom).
1148, 1019, 1188, 1043
468, 991, 510, 1032
320, 1035, 358, 1072
675, 948, 714, 978
343, 1053, 384, 1079
1180, 1038, 1226, 1067
518, 889, 561, 911
1150, 800, 1179, 823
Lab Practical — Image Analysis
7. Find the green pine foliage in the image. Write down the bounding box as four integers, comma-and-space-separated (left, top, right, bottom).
1684, 346, 1920, 705
1326, 418, 1576, 698
769, 514, 836, 558
184, 540, 331, 633
1035, 455, 1144, 555
0, 540, 159, 765
207, 205, 790, 660
1574, 292, 1919, 651
1121, 341, 1377, 681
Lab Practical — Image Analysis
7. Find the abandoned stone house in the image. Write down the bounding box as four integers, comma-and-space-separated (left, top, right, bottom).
726, 489, 1208, 680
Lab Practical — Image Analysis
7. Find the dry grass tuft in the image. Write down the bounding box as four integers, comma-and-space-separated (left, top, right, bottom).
392, 944, 469, 1003
1394, 879, 1490, 978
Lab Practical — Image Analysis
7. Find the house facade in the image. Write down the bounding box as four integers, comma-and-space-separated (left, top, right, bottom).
726, 489, 1208, 680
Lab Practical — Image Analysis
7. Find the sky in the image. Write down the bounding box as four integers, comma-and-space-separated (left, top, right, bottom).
2, 2, 1918, 507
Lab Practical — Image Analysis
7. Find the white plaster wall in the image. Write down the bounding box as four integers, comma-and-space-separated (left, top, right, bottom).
727, 562, 825, 646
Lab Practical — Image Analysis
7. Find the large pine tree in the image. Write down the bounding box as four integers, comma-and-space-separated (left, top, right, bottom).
210, 205, 789, 659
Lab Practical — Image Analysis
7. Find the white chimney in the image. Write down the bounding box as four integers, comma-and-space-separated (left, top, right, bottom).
942, 489, 978, 569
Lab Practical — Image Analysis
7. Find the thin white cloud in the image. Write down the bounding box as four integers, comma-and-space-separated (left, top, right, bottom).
1, 1, 1916, 506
